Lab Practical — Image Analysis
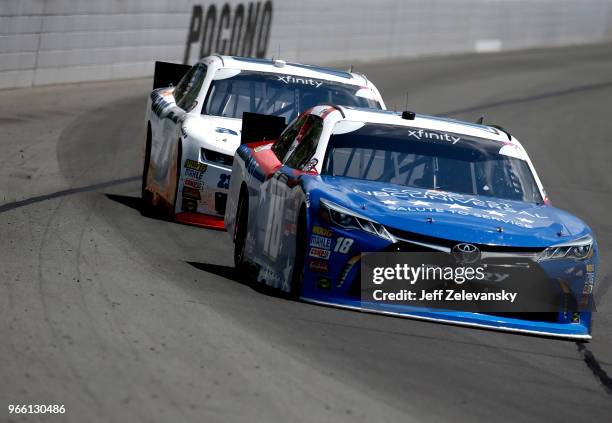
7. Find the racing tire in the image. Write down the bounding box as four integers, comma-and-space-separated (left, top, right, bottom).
290, 207, 307, 299
141, 123, 154, 215
171, 140, 183, 217
233, 188, 250, 276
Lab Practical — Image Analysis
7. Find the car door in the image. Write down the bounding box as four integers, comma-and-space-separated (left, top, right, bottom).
150, 65, 192, 186
248, 113, 306, 252
153, 64, 207, 195
255, 115, 324, 290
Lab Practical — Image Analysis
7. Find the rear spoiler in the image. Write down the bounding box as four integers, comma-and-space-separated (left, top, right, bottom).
240, 112, 287, 145
153, 61, 192, 89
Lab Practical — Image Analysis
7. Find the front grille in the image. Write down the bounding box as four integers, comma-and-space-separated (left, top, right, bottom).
202, 148, 233, 167
386, 226, 546, 253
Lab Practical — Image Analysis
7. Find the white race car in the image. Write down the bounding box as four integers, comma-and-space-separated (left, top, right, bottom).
142, 55, 386, 229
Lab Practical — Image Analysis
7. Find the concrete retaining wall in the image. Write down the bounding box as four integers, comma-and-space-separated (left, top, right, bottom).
1, 0, 611, 89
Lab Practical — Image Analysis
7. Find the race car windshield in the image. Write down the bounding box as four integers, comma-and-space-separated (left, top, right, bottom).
202, 71, 381, 121
323, 123, 543, 203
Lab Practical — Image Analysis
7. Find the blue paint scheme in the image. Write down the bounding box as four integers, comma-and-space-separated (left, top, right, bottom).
302, 177, 596, 338
313, 177, 590, 247
228, 143, 598, 340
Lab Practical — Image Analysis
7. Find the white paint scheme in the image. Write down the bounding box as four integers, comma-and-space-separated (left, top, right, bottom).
283, 105, 548, 202
142, 56, 385, 220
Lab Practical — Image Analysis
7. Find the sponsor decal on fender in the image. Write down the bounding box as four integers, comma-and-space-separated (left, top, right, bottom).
310, 234, 332, 249
185, 168, 205, 179
309, 260, 329, 273
316, 276, 331, 289
312, 226, 333, 237
184, 178, 203, 189
309, 247, 330, 260
185, 159, 207, 172
182, 186, 201, 200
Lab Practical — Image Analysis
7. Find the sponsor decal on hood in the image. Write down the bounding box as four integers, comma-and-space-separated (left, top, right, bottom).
351, 186, 548, 228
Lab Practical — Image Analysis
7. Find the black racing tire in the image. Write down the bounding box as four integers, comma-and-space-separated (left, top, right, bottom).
290, 207, 307, 299
233, 188, 250, 275
141, 123, 154, 215
171, 140, 183, 217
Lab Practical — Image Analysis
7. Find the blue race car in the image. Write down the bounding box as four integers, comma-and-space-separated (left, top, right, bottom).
225, 105, 598, 339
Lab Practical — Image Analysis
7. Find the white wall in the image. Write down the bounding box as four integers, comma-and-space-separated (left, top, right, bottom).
1, 0, 611, 89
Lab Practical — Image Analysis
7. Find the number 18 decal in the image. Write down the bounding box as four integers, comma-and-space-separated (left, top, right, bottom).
334, 237, 354, 254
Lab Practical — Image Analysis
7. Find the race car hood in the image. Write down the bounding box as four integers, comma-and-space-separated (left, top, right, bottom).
183, 115, 242, 157
312, 176, 592, 248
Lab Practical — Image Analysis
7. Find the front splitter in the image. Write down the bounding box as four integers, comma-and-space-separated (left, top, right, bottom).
301, 297, 592, 341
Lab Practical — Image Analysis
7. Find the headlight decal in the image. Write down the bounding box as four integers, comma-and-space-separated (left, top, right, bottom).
319, 198, 394, 242
538, 235, 594, 261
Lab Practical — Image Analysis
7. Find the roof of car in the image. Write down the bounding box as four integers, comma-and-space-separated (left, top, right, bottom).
202, 55, 369, 86
335, 106, 516, 143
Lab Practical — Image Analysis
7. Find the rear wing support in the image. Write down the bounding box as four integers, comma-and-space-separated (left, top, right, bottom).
153, 61, 192, 89
240, 112, 287, 145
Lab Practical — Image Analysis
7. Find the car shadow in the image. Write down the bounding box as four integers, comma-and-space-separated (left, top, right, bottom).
186, 261, 294, 300
105, 193, 226, 232
105, 193, 173, 222
105, 193, 142, 212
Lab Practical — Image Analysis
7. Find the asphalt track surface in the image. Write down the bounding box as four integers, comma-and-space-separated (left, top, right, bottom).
1, 44, 612, 422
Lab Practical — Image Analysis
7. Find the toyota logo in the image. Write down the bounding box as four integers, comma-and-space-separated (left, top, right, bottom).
452, 243, 481, 264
